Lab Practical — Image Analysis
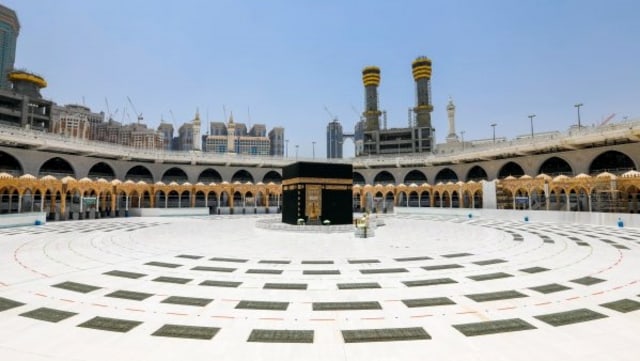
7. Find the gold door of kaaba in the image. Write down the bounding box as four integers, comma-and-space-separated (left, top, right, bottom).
305, 185, 322, 221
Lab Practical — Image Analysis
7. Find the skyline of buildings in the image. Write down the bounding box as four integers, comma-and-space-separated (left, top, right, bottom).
0, 4, 286, 156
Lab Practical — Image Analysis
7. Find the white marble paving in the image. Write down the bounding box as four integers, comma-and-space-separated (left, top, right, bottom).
0, 214, 639, 360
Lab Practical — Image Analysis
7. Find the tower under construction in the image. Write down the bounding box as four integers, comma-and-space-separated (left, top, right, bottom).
360, 57, 435, 156
362, 66, 381, 131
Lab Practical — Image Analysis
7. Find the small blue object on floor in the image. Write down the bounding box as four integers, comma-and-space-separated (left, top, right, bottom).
617, 218, 624, 228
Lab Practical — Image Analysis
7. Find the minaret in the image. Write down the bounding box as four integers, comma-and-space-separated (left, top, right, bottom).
412, 57, 433, 128
192, 109, 201, 151
227, 112, 236, 153
362, 66, 381, 131
445, 97, 459, 143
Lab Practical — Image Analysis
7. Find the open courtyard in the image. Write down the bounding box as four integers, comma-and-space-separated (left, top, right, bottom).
0, 213, 639, 360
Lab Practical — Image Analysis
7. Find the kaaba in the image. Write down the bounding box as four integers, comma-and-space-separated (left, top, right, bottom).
282, 162, 353, 225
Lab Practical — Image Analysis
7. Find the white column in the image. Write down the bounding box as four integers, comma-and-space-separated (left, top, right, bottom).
125, 195, 129, 210
17, 194, 22, 213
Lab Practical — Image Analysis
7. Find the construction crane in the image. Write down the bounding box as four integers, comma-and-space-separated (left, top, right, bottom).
324, 106, 337, 121
598, 113, 616, 127
169, 110, 177, 127
104, 98, 115, 121
126, 96, 143, 125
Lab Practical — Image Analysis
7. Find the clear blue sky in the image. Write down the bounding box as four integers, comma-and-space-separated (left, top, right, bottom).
5, 0, 640, 157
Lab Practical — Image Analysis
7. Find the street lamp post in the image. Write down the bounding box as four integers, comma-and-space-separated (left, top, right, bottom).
295, 144, 299, 160
528, 114, 536, 139
312, 141, 316, 159
285, 139, 289, 158
574, 103, 583, 129
491, 123, 497, 143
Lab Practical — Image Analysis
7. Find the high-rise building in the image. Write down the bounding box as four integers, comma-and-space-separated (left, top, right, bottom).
0, 70, 53, 130
326, 119, 343, 158
0, 4, 19, 90
177, 122, 194, 151
157, 122, 174, 150
51, 104, 104, 140
192, 110, 201, 151
204, 114, 282, 156
268, 126, 284, 157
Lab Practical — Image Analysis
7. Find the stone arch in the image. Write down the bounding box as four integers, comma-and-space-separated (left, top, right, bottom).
207, 191, 218, 210
140, 190, 151, 208
162, 167, 188, 184
538, 156, 573, 176
231, 170, 254, 183
530, 189, 546, 210
39, 157, 75, 178
451, 190, 460, 208
353, 172, 365, 185
233, 191, 243, 209
219, 191, 230, 207
0, 150, 23, 176
407, 190, 419, 207
396, 191, 407, 207
154, 190, 166, 208
374, 171, 395, 185
384, 191, 394, 211
498, 161, 525, 178
466, 165, 488, 182
404, 170, 427, 184
198, 168, 222, 183
130, 190, 141, 209
433, 191, 441, 207
0, 186, 19, 213
626, 185, 639, 213
180, 190, 190, 208
589, 150, 636, 175
167, 190, 180, 208
420, 190, 431, 207
473, 190, 483, 209
434, 168, 458, 183
262, 170, 282, 184
125, 165, 153, 183
195, 190, 206, 207
374, 191, 384, 212
88, 162, 116, 180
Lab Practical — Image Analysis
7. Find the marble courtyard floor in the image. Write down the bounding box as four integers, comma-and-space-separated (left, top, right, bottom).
0, 214, 639, 361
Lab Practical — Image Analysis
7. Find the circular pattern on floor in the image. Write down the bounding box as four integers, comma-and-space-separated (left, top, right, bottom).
1, 214, 639, 360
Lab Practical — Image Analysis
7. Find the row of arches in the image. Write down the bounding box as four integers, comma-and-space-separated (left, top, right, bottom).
355, 151, 637, 185
2, 171, 640, 219
352, 189, 484, 213
0, 178, 283, 220
0, 152, 283, 184
1, 151, 636, 188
